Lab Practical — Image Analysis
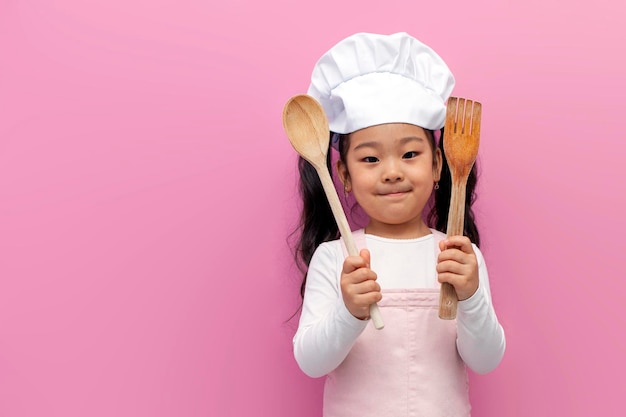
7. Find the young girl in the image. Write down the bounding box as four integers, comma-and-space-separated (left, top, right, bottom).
291, 32, 506, 416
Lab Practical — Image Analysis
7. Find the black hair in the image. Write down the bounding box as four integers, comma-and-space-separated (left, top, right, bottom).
293, 127, 480, 298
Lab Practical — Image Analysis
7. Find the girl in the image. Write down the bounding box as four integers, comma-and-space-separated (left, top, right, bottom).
292, 32, 505, 416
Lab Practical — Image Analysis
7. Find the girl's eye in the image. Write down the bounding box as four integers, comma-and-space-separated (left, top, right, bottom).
363, 156, 379, 163
403, 151, 419, 159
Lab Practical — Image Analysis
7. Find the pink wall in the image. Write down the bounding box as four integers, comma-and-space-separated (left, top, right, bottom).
1, 0, 624, 416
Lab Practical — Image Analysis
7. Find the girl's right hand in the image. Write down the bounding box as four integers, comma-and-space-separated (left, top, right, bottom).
340, 249, 382, 320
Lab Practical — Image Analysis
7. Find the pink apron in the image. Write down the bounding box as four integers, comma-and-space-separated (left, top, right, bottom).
323, 230, 470, 417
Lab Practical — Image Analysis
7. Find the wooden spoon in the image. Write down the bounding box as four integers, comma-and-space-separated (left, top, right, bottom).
282, 94, 384, 330
439, 97, 481, 320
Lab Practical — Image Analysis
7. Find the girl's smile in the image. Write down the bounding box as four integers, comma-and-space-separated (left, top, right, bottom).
337, 123, 442, 239
378, 187, 412, 196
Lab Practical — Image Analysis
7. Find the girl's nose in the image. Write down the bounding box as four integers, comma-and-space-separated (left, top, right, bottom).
383, 161, 404, 182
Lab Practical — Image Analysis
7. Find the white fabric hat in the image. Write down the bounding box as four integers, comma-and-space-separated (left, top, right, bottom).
307, 32, 455, 134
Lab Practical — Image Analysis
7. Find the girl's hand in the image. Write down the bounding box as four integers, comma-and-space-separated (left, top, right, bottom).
340, 249, 382, 320
437, 236, 479, 301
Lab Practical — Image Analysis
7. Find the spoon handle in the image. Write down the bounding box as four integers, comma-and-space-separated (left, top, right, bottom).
317, 167, 385, 330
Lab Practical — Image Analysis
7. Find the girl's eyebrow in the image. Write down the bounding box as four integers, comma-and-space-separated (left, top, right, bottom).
353, 136, 425, 151
400, 136, 425, 145
353, 141, 380, 151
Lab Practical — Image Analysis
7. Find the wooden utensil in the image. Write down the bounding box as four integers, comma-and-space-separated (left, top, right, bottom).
282, 94, 384, 330
439, 97, 481, 320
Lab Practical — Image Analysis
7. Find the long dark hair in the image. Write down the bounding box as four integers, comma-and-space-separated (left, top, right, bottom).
293, 127, 480, 298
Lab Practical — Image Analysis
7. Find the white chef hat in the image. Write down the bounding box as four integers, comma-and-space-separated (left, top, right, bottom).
307, 32, 455, 136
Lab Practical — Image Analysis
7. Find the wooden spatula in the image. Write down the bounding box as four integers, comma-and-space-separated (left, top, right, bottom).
438, 97, 481, 320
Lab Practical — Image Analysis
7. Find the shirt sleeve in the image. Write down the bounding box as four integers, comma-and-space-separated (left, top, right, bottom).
455, 245, 506, 374
292, 242, 369, 378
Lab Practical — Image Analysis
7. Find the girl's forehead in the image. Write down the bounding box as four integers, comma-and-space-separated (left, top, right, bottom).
350, 123, 428, 142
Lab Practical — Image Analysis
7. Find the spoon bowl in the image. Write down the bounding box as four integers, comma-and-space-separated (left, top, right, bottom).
282, 95, 330, 170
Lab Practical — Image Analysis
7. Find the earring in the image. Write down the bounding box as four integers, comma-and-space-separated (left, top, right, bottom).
434, 181, 440, 190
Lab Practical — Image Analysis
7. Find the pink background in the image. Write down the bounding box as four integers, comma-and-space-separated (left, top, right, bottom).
1, 0, 624, 416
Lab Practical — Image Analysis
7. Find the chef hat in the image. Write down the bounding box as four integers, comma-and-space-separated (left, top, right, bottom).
308, 32, 455, 135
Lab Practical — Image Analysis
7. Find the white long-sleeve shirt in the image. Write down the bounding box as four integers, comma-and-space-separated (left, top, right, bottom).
293, 231, 506, 377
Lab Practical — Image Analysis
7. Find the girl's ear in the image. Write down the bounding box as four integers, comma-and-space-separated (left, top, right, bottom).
336, 160, 352, 192
433, 148, 443, 182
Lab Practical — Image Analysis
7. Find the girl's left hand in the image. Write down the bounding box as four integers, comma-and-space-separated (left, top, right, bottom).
436, 235, 479, 301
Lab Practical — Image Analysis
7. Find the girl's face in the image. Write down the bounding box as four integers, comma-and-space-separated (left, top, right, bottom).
337, 123, 441, 239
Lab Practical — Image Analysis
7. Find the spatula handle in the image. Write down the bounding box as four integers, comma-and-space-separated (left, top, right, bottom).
439, 282, 458, 319
438, 181, 468, 320
317, 168, 384, 330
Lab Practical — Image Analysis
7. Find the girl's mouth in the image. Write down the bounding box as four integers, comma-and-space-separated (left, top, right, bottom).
380, 189, 411, 197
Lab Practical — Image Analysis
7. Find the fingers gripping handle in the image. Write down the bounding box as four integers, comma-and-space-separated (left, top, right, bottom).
342, 232, 384, 330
